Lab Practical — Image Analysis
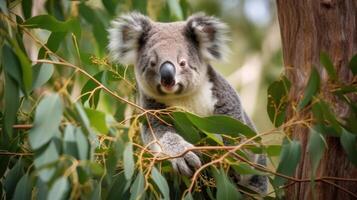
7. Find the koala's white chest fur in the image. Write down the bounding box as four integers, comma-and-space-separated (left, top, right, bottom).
160, 79, 217, 116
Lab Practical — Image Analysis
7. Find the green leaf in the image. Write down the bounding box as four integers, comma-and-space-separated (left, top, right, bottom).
90, 180, 101, 200
130, 172, 145, 200
273, 140, 301, 187
151, 167, 170, 200
21, 0, 32, 19
308, 128, 326, 176
102, 0, 118, 16
32, 63, 54, 90
171, 112, 201, 143
89, 163, 105, 177
124, 142, 135, 180
267, 76, 291, 127
47, 177, 69, 200
78, 4, 107, 53
75, 127, 89, 160
349, 54, 357, 75
333, 85, 357, 95
231, 163, 265, 175
81, 72, 103, 108
63, 125, 79, 158
107, 173, 130, 200
84, 108, 109, 134
13, 174, 32, 200
38, 32, 67, 59
320, 52, 337, 81
29, 93, 63, 149
4, 159, 24, 198
132, 0, 147, 14
34, 141, 59, 182
35, 179, 49, 200
183, 193, 194, 200
312, 100, 341, 135
44, 0, 64, 21
213, 168, 242, 200
298, 67, 320, 110
266, 145, 282, 157
2, 45, 22, 85
10, 39, 32, 94
3, 72, 20, 137
180, 0, 190, 19
0, 1, 8, 14
167, 0, 183, 20
23, 15, 81, 38
340, 129, 357, 166
183, 112, 257, 138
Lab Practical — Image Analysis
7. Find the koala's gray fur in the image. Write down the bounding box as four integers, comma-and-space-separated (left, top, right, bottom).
108, 12, 267, 194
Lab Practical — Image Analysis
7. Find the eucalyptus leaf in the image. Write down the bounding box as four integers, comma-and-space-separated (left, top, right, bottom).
13, 174, 32, 200
4, 159, 24, 198
273, 140, 301, 188
308, 128, 326, 177
232, 163, 265, 175
183, 193, 194, 200
267, 76, 291, 127
47, 177, 69, 200
34, 141, 59, 182
84, 108, 109, 134
81, 72, 103, 108
0, 1, 8, 14
167, 0, 183, 20
23, 15, 81, 38
63, 125, 79, 158
171, 112, 201, 143
183, 112, 257, 138
123, 142, 135, 180
75, 127, 89, 160
21, 0, 32, 19
29, 93, 63, 149
90, 180, 101, 200
349, 54, 357, 75
298, 67, 320, 110
3, 73, 20, 137
107, 173, 130, 200
130, 172, 145, 200
38, 32, 67, 59
78, 4, 107, 53
312, 100, 341, 135
11, 39, 32, 94
213, 168, 242, 200
340, 129, 357, 166
2, 45, 22, 86
32, 63, 54, 90
151, 167, 170, 200
320, 52, 337, 81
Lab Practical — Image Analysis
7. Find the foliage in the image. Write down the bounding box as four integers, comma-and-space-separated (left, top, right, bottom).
0, 1, 357, 199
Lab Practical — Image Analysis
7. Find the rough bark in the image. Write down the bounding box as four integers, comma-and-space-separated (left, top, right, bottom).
276, 0, 357, 199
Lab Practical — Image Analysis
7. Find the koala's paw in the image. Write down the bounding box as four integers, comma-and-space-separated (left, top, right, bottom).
159, 133, 202, 177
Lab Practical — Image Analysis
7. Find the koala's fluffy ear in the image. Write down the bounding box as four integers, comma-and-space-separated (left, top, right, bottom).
108, 12, 151, 64
186, 13, 229, 61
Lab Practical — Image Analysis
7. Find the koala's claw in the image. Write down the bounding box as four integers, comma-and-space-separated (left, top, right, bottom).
158, 132, 202, 176
171, 151, 202, 177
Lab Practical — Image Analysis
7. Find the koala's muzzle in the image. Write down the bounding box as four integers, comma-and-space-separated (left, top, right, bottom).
160, 61, 176, 88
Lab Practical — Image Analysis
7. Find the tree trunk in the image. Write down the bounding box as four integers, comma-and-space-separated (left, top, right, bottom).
276, 0, 357, 199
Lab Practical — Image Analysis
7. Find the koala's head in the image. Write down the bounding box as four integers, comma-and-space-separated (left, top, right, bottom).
108, 12, 229, 100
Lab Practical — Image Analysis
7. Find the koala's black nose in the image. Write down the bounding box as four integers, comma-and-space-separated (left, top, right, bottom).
160, 61, 176, 87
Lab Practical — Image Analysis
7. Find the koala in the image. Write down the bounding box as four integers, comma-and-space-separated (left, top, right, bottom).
108, 12, 267, 193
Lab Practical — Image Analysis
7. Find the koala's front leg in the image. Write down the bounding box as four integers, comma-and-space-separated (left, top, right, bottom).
141, 119, 202, 177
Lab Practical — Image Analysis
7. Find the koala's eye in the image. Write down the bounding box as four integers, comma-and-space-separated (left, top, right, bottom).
150, 60, 156, 67
179, 59, 186, 67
